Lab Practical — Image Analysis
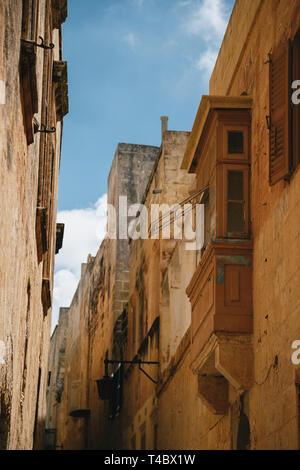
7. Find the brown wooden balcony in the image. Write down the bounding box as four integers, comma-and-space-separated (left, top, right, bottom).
186, 240, 253, 414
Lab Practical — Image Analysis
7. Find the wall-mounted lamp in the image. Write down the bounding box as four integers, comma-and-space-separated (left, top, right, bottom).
96, 358, 159, 400
96, 376, 116, 400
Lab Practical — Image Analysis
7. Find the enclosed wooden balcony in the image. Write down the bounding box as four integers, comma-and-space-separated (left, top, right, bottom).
182, 96, 254, 414
186, 240, 253, 414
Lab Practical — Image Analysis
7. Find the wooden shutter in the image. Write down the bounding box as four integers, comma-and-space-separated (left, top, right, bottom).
269, 40, 292, 185
22, 0, 39, 41
292, 30, 300, 169
20, 42, 38, 145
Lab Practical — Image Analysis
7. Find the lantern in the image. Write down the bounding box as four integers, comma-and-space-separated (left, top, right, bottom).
96, 376, 116, 400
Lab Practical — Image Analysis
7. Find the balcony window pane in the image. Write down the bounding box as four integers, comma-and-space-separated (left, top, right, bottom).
227, 202, 245, 233
228, 131, 244, 154
228, 170, 244, 200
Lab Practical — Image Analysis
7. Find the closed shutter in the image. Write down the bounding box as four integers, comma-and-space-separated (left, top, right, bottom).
269, 40, 292, 185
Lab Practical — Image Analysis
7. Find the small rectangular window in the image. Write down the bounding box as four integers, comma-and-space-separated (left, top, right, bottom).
228, 202, 245, 233
218, 165, 249, 239
228, 131, 244, 154
228, 170, 244, 200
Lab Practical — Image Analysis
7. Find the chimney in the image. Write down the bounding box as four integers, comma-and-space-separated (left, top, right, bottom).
160, 116, 168, 138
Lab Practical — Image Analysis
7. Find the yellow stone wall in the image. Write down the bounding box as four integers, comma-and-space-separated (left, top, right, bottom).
0, 0, 67, 450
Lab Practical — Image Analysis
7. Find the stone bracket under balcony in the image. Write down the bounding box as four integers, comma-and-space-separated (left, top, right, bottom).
193, 333, 253, 414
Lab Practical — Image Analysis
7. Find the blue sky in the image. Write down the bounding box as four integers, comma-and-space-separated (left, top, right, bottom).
59, 0, 234, 210
52, 0, 235, 330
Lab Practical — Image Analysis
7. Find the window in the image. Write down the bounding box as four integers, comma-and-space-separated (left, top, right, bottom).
228, 131, 244, 154
218, 165, 249, 238
227, 170, 245, 233
222, 123, 249, 161
269, 30, 300, 185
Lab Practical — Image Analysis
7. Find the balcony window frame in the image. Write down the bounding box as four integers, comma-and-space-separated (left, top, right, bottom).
222, 124, 249, 162
217, 163, 250, 239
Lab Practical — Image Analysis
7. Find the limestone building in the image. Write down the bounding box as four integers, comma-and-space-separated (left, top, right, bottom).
48, 0, 300, 450
46, 143, 160, 449
0, 0, 68, 449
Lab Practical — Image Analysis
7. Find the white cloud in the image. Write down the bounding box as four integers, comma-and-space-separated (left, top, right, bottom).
55, 194, 107, 278
52, 270, 79, 328
123, 32, 138, 49
177, 0, 192, 7
183, 0, 229, 43
177, 0, 232, 87
194, 48, 218, 76
51, 194, 107, 331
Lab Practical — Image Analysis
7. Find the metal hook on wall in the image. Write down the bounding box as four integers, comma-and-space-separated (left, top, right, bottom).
21, 36, 55, 50
36, 124, 56, 134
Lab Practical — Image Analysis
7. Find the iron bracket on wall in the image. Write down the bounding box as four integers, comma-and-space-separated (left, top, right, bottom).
105, 359, 159, 384
36, 124, 56, 134
21, 36, 55, 50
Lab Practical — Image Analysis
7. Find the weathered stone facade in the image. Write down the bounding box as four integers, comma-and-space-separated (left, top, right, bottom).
46, 143, 160, 449
47, 0, 300, 451
0, 0, 68, 449
45, 307, 69, 449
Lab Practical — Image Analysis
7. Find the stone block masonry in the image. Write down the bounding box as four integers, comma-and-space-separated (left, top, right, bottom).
0, 0, 68, 450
